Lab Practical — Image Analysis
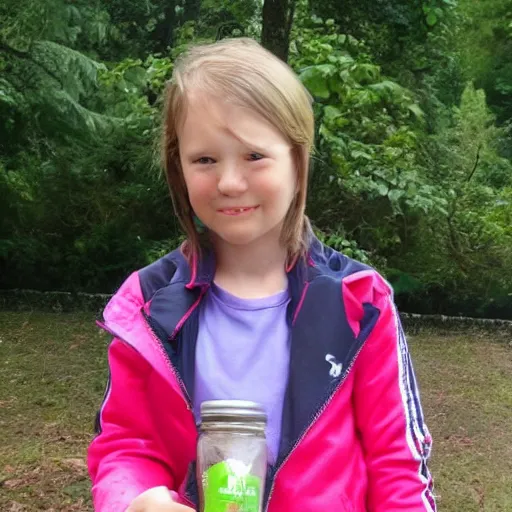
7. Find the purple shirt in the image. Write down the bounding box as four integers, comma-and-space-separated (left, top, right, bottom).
193, 283, 291, 464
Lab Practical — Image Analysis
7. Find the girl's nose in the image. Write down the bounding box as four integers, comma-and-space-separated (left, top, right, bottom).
217, 163, 248, 197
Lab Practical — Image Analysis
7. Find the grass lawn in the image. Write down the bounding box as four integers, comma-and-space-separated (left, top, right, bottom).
0, 311, 511, 511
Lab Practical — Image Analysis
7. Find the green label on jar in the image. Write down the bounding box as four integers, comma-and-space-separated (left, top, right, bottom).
203, 460, 261, 512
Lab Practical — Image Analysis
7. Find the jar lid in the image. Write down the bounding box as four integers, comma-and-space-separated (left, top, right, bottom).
200, 400, 267, 424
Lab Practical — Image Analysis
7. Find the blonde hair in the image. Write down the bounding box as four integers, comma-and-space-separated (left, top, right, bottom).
161, 37, 315, 263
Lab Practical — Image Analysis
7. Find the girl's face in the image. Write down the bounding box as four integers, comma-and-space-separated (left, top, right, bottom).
178, 94, 297, 251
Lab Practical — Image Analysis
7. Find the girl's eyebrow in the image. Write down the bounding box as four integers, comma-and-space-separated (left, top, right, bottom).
224, 130, 266, 154
225, 123, 287, 155
229, 129, 292, 155
184, 141, 268, 159
234, 136, 288, 156
245, 145, 267, 155
183, 148, 215, 160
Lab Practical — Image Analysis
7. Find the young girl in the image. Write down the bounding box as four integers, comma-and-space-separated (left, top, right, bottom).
87, 38, 436, 512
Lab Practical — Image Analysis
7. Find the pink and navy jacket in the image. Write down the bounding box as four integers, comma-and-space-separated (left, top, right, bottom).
87, 235, 436, 512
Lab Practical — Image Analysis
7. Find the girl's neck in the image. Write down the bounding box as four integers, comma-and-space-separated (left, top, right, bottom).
212, 232, 288, 299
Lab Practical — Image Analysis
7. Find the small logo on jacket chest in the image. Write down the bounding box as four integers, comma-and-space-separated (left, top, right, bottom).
325, 354, 343, 378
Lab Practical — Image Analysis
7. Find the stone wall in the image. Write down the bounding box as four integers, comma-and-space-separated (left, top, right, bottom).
1, 289, 511, 337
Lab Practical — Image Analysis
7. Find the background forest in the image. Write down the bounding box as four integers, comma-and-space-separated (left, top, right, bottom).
1, 0, 511, 318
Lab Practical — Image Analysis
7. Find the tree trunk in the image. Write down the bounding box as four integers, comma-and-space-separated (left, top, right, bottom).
152, 0, 200, 53
152, 2, 178, 54
261, 0, 296, 62
183, 0, 201, 23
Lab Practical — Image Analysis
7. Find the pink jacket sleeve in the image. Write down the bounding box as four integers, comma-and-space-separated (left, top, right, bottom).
87, 338, 177, 512
351, 274, 436, 511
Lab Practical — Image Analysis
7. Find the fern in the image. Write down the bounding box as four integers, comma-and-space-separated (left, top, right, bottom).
31, 41, 106, 100
46, 88, 123, 137
0, 0, 66, 51
0, 77, 23, 107
1, 0, 122, 140
2, 39, 122, 140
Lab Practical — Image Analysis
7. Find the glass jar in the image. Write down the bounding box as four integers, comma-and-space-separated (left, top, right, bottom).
197, 400, 268, 512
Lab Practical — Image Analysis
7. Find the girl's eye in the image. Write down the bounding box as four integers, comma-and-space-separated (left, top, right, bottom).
195, 157, 215, 165
248, 152, 264, 161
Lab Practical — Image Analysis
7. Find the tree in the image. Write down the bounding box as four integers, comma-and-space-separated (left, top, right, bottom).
390, 82, 512, 317
308, 0, 435, 63
261, 0, 296, 61
1, 0, 511, 318
456, 0, 512, 125
0, 0, 119, 148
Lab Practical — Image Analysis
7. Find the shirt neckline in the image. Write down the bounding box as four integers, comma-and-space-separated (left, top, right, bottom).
210, 282, 290, 311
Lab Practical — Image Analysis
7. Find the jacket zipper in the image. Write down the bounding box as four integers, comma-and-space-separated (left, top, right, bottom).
264, 341, 367, 512
99, 305, 201, 412
142, 312, 193, 409
97, 318, 193, 410
141, 284, 209, 409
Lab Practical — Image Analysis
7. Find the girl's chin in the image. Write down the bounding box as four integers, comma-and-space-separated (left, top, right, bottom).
212, 228, 274, 248
214, 233, 261, 247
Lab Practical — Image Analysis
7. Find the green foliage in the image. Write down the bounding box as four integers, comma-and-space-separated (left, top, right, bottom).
1, 0, 121, 145
0, 0, 511, 319
196, 0, 260, 39
307, 0, 457, 67
290, 12, 447, 267
0, 1, 181, 292
389, 82, 512, 317
0, 128, 182, 292
456, 0, 512, 123
422, 0, 457, 28
98, 0, 177, 58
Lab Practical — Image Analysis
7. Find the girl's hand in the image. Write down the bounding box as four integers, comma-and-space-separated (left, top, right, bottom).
126, 486, 195, 512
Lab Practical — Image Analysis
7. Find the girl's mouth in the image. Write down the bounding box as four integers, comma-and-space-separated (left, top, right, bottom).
218, 206, 259, 216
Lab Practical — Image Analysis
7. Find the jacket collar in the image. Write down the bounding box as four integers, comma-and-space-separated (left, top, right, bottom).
183, 235, 322, 291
